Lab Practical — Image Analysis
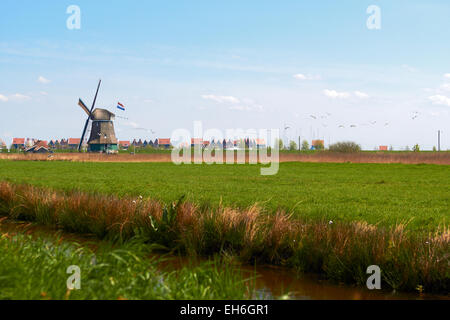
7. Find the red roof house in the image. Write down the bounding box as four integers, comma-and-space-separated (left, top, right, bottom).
119, 141, 131, 149
158, 138, 171, 148
12, 138, 25, 149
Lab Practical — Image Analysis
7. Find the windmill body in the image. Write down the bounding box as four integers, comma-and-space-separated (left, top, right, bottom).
77, 80, 119, 153
87, 108, 118, 152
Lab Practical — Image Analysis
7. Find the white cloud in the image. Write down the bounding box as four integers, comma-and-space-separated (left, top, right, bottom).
229, 104, 263, 112
201, 94, 262, 111
401, 64, 417, 72
125, 121, 139, 128
429, 95, 450, 106
323, 89, 350, 99
10, 93, 31, 101
0, 94, 8, 102
439, 83, 450, 91
40, 91, 48, 96
354, 91, 370, 98
293, 73, 321, 80
201, 94, 240, 104
444, 73, 450, 79
38, 76, 51, 84
229, 105, 248, 111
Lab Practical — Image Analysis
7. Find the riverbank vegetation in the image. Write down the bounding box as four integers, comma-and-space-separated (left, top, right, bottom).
0, 181, 448, 294
0, 230, 257, 300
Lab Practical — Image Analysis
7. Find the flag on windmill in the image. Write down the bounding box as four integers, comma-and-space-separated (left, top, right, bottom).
117, 102, 125, 111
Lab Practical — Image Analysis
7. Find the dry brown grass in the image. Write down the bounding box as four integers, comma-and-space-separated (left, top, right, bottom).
0, 181, 448, 293
1, 151, 449, 164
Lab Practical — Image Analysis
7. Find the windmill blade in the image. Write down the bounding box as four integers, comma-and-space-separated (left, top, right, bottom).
78, 99, 91, 116
79, 79, 102, 151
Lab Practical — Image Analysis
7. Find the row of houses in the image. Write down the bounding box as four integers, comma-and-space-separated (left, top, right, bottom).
120, 138, 267, 150
10, 138, 83, 151
6, 137, 268, 152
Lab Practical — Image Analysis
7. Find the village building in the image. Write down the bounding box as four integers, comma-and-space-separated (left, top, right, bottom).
191, 138, 203, 147
119, 141, 131, 150
25, 140, 51, 154
158, 138, 171, 149
12, 138, 25, 150
68, 138, 81, 150
255, 139, 266, 149
0, 139, 6, 151
311, 140, 325, 150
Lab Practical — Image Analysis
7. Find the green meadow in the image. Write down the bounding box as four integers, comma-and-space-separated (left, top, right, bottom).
0, 160, 448, 232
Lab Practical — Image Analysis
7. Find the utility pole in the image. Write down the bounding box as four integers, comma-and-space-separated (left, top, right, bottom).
438, 130, 441, 152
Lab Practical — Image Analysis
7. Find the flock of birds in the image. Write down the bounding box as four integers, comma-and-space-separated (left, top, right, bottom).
285, 111, 421, 131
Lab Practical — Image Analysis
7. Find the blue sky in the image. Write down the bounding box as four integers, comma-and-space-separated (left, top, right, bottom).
1, 0, 449, 149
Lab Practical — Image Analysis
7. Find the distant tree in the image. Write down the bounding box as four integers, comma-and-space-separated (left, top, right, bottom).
328, 141, 361, 153
432, 146, 437, 152
289, 140, 298, 151
413, 144, 420, 152
405, 145, 410, 151
389, 145, 394, 151
301, 140, 310, 151
275, 138, 284, 150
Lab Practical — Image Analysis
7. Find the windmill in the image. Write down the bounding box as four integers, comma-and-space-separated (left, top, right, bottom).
77, 80, 118, 153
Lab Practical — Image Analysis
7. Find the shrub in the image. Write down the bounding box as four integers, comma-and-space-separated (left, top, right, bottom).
289, 140, 298, 151
275, 138, 284, 150
301, 140, 310, 151
328, 141, 361, 153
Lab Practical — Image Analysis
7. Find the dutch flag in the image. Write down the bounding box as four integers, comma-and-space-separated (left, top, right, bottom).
117, 102, 125, 111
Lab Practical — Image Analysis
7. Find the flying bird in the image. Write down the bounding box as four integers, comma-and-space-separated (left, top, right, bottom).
350, 125, 357, 128
310, 115, 317, 119
338, 125, 345, 128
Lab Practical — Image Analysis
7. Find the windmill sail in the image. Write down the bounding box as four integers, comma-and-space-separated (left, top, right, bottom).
79, 79, 102, 151
78, 99, 91, 116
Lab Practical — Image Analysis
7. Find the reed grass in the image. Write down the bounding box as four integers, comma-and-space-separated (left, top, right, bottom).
0, 232, 257, 300
0, 181, 448, 293
1, 151, 449, 164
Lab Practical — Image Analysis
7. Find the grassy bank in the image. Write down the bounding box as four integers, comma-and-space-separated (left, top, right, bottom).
0, 182, 448, 293
0, 231, 257, 300
0, 161, 448, 232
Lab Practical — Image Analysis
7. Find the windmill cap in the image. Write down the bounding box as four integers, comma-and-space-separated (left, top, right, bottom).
91, 108, 115, 121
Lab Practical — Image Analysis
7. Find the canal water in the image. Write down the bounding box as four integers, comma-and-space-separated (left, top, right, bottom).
0, 219, 447, 300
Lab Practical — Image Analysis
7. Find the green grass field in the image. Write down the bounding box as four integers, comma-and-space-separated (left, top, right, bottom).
0, 160, 448, 232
